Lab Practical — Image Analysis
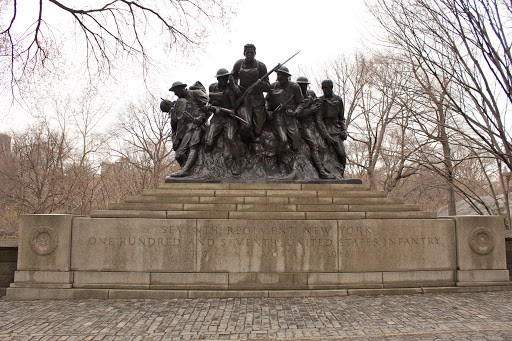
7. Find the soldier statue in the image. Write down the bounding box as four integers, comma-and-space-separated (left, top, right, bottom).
166, 81, 208, 178
203, 68, 243, 175
296, 76, 334, 179
265, 66, 304, 174
316, 79, 347, 177
231, 43, 271, 142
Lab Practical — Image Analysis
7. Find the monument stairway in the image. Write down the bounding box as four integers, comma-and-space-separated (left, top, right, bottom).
91, 182, 437, 220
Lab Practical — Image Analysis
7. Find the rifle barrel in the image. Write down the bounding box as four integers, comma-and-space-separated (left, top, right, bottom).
234, 50, 301, 109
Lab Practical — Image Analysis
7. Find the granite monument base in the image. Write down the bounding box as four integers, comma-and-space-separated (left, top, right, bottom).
7, 182, 510, 300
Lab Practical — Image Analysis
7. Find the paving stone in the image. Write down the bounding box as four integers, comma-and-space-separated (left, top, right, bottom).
1, 291, 512, 340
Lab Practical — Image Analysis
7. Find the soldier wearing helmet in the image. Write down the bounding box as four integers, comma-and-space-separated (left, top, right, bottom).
316, 79, 347, 177
296, 76, 318, 101
231, 44, 271, 141
265, 66, 304, 175
203, 68, 243, 175
165, 80, 208, 179
295, 76, 334, 179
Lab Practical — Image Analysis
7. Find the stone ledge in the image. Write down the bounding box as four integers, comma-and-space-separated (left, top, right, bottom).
9, 283, 72, 289
366, 211, 437, 219
109, 289, 189, 299
236, 204, 298, 212
350, 204, 420, 212
215, 190, 266, 197
162, 179, 363, 186
228, 212, 305, 220
166, 211, 229, 219
421, 285, 512, 294
108, 203, 183, 211
126, 195, 200, 203
201, 196, 245, 204
243, 197, 290, 204
0, 239, 18, 248
306, 212, 365, 220
90, 210, 166, 218
7, 285, 512, 300
143, 189, 216, 196
187, 290, 268, 299
332, 197, 403, 205
348, 288, 424, 296
297, 204, 349, 212
158, 183, 230, 190
230, 183, 302, 190
301, 184, 368, 191
14, 271, 73, 284
318, 190, 387, 198
268, 289, 349, 297
266, 190, 318, 198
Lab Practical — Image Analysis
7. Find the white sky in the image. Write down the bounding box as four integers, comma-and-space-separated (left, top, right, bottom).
159, 0, 375, 92
0, 0, 378, 133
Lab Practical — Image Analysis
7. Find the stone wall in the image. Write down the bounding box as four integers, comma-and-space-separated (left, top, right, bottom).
6, 183, 511, 300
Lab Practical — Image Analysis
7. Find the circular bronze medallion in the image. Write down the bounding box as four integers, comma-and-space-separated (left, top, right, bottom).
29, 226, 58, 256
468, 226, 495, 255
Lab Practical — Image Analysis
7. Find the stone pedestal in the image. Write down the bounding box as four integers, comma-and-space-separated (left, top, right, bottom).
453, 215, 509, 286
6, 182, 510, 300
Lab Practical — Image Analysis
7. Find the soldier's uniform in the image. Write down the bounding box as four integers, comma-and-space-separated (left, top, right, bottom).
232, 51, 271, 139
266, 80, 304, 152
265, 66, 304, 175
204, 69, 242, 175
316, 82, 347, 176
296, 77, 334, 179
168, 82, 208, 177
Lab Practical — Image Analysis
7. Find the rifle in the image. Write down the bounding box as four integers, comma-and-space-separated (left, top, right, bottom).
203, 104, 250, 125
268, 94, 295, 120
234, 50, 301, 110
161, 98, 207, 131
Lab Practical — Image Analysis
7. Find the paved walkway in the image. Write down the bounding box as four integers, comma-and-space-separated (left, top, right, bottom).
1, 291, 512, 340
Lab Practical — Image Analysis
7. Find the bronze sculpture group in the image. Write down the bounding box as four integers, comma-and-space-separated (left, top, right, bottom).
160, 44, 347, 182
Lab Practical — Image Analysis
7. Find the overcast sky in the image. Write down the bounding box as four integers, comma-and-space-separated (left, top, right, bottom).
0, 0, 378, 132
161, 0, 376, 90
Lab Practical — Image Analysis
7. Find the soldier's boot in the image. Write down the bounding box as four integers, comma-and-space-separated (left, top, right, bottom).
338, 156, 346, 178
311, 149, 335, 179
170, 148, 198, 177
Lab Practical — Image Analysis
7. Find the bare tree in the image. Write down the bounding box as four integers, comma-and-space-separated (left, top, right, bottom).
321, 52, 412, 190
1, 0, 233, 93
0, 124, 70, 214
369, 0, 511, 220
109, 94, 175, 189
369, 0, 512, 171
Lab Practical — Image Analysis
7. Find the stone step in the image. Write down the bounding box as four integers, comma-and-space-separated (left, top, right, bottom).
90, 209, 436, 219
108, 202, 420, 213
124, 195, 402, 205
157, 182, 369, 191
96, 183, 428, 220
140, 188, 388, 199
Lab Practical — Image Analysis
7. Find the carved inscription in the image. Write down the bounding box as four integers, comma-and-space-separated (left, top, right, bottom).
196, 220, 338, 272
198, 225, 334, 248
86, 225, 190, 248
339, 226, 442, 247
340, 227, 441, 247
71, 218, 196, 272
338, 220, 456, 272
